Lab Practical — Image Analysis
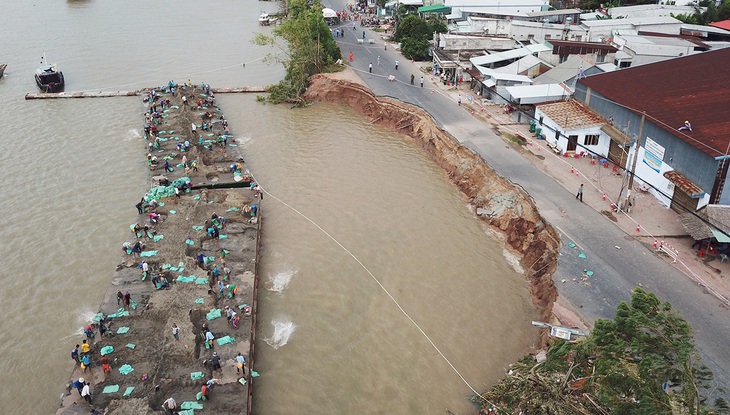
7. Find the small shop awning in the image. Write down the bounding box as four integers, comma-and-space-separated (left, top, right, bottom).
664, 170, 705, 198
418, 4, 452, 13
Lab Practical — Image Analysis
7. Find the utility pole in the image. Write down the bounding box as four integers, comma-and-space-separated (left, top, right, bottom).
623, 112, 646, 212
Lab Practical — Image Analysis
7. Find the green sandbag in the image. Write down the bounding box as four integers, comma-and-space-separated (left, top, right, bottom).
162, 263, 172, 270
126, 343, 136, 349
169, 210, 177, 215
239, 377, 247, 385
102, 384, 120, 394
195, 298, 205, 304
206, 308, 222, 321
147, 231, 155, 238
140, 250, 158, 257
578, 252, 587, 259
196, 391, 205, 401
119, 364, 134, 375
195, 277, 209, 285
251, 371, 260, 378
186, 239, 195, 246
194, 194, 201, 200
204, 256, 216, 264
177, 275, 195, 283
100, 346, 114, 356
229, 144, 238, 147
226, 207, 240, 212
182, 402, 204, 410
238, 303, 248, 310
192, 226, 204, 231
108, 308, 130, 319
93, 313, 105, 322
585, 270, 594, 277
217, 335, 234, 346
169, 129, 176, 133
123, 386, 135, 397
179, 410, 195, 415
116, 326, 130, 334
169, 266, 179, 272
219, 235, 228, 239
190, 371, 204, 381
153, 235, 164, 242
131, 300, 137, 310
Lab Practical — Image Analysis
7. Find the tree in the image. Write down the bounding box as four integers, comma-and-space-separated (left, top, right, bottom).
474, 287, 729, 415
253, 0, 341, 104
394, 14, 446, 61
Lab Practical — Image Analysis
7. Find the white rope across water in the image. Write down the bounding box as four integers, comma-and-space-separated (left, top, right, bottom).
248, 172, 492, 401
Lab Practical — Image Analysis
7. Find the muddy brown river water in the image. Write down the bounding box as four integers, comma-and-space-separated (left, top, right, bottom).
0, 2, 538, 413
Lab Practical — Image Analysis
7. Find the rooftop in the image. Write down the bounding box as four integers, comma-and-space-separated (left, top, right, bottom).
579, 48, 730, 157
709, 19, 730, 31
536, 99, 605, 130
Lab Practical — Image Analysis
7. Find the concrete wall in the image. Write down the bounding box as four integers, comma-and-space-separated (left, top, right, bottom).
438, 33, 515, 50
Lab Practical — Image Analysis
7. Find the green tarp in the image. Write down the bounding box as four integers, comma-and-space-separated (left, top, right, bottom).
206, 308, 222, 320
217, 335, 234, 346
102, 385, 120, 394
195, 277, 209, 285
177, 275, 195, 283
123, 386, 135, 397
140, 250, 158, 257
126, 343, 136, 349
182, 402, 204, 410
100, 346, 114, 356
119, 364, 134, 375
117, 326, 130, 334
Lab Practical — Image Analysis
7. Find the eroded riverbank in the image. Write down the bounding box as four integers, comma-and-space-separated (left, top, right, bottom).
304, 74, 560, 323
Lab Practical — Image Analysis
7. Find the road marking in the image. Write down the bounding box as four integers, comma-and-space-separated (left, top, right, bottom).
554, 225, 584, 251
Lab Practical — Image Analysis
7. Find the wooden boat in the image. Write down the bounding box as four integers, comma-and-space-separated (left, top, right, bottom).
35, 54, 64, 92
0, 64, 6, 78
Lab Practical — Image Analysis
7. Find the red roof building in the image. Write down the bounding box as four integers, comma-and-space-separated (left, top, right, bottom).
709, 19, 730, 32
574, 48, 730, 207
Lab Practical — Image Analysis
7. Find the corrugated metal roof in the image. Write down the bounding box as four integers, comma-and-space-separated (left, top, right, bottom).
709, 19, 730, 31
579, 48, 730, 157
536, 99, 605, 130
664, 170, 704, 197
506, 83, 571, 104
470, 44, 550, 66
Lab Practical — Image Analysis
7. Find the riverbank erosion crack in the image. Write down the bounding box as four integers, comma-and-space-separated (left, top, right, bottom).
304, 74, 559, 323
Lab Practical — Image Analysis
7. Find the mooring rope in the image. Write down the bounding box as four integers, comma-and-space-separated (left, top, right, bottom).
248, 171, 507, 410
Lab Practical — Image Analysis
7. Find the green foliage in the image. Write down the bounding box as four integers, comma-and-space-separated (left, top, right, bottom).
393, 14, 446, 61
252, 0, 342, 104
476, 288, 728, 415
672, 0, 730, 24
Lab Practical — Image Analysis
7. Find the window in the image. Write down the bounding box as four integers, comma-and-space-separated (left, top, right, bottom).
528, 34, 535, 40
584, 134, 599, 146
596, 54, 605, 63
545, 35, 551, 39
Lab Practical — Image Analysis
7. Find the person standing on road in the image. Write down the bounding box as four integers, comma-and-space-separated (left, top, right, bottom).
395, 60, 399, 70
349, 52, 353, 62
420, 76, 424, 87
410, 74, 414, 85
236, 352, 246, 375
81, 382, 92, 404
362, 31, 365, 40
369, 63, 372, 73
457, 94, 462, 106
172, 324, 180, 341
377, 56, 380, 66
576, 183, 584, 202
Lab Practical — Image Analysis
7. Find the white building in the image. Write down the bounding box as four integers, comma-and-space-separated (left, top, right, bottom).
580, 16, 683, 42
534, 100, 609, 157
607, 4, 699, 19
445, 0, 548, 16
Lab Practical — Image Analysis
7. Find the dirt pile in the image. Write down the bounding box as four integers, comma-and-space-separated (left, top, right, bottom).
304, 74, 559, 321
56, 84, 261, 415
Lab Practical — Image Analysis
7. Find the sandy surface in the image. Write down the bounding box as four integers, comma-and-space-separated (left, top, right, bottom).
56, 85, 261, 414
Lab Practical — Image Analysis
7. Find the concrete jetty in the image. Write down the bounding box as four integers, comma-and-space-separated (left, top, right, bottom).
25, 86, 266, 100
56, 84, 262, 415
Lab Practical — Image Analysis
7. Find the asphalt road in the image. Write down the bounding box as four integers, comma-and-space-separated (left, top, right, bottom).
327, 11, 730, 397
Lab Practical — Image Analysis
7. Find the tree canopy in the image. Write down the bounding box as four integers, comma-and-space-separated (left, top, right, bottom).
475, 288, 728, 415
394, 14, 446, 60
253, 0, 341, 104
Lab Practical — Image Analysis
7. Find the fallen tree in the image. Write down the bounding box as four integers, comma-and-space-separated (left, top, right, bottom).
475, 287, 729, 415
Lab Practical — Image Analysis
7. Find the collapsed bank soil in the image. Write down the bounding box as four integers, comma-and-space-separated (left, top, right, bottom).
304, 74, 560, 324
56, 84, 261, 415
